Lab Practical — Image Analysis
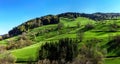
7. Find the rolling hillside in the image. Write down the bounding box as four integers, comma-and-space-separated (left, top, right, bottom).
1, 12, 120, 64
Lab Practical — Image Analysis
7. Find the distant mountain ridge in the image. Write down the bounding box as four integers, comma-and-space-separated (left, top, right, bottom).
1, 12, 120, 40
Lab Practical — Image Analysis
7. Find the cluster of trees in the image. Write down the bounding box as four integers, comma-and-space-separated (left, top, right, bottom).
58, 12, 120, 21
89, 13, 120, 21
8, 15, 59, 37
39, 38, 79, 62
37, 38, 104, 64
58, 12, 81, 19
77, 23, 94, 33
57, 22, 64, 30
107, 34, 120, 56
84, 23, 94, 30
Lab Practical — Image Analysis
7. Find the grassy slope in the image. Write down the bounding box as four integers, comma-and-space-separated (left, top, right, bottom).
1, 17, 120, 63
105, 57, 120, 64
11, 17, 96, 62
11, 42, 42, 61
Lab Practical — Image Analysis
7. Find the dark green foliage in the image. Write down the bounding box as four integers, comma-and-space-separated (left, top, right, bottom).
84, 23, 94, 30
106, 35, 120, 56
58, 12, 80, 19
38, 38, 104, 64
39, 38, 79, 62
41, 15, 59, 25
8, 15, 59, 37
80, 23, 94, 32
108, 22, 120, 32
58, 12, 120, 21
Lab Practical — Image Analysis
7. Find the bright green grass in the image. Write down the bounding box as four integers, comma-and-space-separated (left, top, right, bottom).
105, 57, 120, 64
46, 34, 76, 41
11, 42, 44, 61
60, 17, 95, 27
29, 24, 57, 33
0, 36, 18, 45
0, 40, 7, 45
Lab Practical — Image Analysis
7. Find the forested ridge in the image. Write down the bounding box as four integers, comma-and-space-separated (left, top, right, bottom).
58, 12, 120, 21
1, 12, 120, 40
8, 15, 59, 37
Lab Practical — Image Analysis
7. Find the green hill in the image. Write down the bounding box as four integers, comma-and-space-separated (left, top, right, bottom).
1, 12, 120, 64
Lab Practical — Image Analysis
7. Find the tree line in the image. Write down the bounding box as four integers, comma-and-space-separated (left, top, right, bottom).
0, 15, 59, 40
1, 12, 120, 40
36, 38, 104, 64
58, 12, 120, 21
9, 15, 59, 37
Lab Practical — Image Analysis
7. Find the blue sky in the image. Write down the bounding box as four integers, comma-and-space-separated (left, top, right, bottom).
0, 0, 120, 35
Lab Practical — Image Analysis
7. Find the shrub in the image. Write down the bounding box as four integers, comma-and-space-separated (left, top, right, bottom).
7, 33, 33, 50
108, 22, 119, 32
57, 22, 64, 30
85, 23, 94, 30
77, 22, 80, 28
0, 46, 16, 64
76, 30, 84, 42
